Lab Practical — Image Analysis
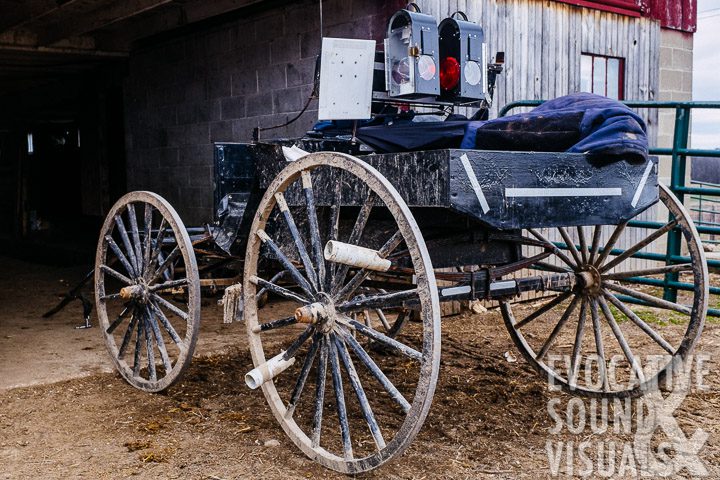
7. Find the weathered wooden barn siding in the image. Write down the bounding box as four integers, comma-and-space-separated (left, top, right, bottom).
415, 0, 660, 139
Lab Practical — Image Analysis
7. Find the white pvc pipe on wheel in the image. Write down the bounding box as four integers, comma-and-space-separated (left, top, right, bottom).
324, 240, 391, 272
245, 352, 296, 389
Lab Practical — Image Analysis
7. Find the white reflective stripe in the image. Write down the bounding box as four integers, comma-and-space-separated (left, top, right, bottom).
440, 285, 471, 297
631, 160, 654, 207
282, 145, 310, 162
489, 280, 516, 291
505, 187, 622, 197
459, 154, 490, 213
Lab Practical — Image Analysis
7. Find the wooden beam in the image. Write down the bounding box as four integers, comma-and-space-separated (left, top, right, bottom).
97, 0, 278, 48
37, 0, 175, 46
0, 0, 57, 32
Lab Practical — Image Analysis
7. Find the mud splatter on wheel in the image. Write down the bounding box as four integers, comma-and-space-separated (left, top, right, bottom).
243, 152, 441, 473
502, 184, 708, 398
95, 191, 200, 392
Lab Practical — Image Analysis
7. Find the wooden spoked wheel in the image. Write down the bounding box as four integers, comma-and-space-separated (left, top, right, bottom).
502, 184, 708, 398
95, 191, 200, 392
243, 152, 441, 473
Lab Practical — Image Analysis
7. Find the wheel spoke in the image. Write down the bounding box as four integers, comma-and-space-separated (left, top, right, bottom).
285, 334, 321, 419
569, 298, 587, 387
338, 289, 419, 313
133, 315, 144, 377
143, 310, 157, 381
114, 214, 140, 276
147, 218, 168, 275
332, 190, 374, 295
528, 261, 572, 274
146, 307, 173, 372
118, 311, 138, 359
588, 225, 603, 265
387, 310, 408, 338
602, 263, 692, 280
149, 301, 183, 345
127, 204, 144, 275
537, 295, 581, 360
101, 293, 124, 301
589, 298, 609, 391
105, 236, 137, 279
275, 191, 319, 290
334, 333, 386, 450
311, 335, 329, 448
603, 282, 691, 315
143, 203, 154, 273
375, 309, 391, 331
106, 305, 131, 334
341, 330, 411, 413
281, 325, 314, 361
344, 317, 422, 361
257, 229, 315, 298
577, 226, 588, 264
528, 228, 577, 269
250, 275, 309, 304
151, 293, 189, 321
557, 227, 583, 267
252, 316, 298, 334
256, 270, 286, 300
594, 220, 627, 268
597, 295, 646, 384
327, 179, 342, 289
328, 334, 353, 460
336, 230, 404, 302
603, 289, 675, 354
148, 245, 181, 284
149, 278, 188, 293
301, 171, 326, 293
513, 291, 572, 329
100, 264, 133, 286
600, 220, 678, 273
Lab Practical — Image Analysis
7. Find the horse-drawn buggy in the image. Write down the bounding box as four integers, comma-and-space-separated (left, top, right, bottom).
92, 7, 708, 474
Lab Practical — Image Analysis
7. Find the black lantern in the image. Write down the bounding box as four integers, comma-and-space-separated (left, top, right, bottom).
438, 12, 487, 103
384, 7, 440, 98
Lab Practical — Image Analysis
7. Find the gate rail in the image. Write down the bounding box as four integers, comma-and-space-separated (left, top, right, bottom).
499, 100, 720, 316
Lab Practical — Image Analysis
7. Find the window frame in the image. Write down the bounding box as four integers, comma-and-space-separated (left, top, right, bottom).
580, 52, 625, 100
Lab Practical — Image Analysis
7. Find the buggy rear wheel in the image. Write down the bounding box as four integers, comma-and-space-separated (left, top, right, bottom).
243, 152, 441, 473
501, 183, 708, 398
95, 191, 200, 392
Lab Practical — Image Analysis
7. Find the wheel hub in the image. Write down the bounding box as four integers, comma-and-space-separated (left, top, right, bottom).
577, 265, 601, 296
294, 295, 337, 333
120, 279, 150, 304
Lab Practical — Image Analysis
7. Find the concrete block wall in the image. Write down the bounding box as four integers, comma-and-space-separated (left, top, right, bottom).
656, 28, 693, 184
124, 0, 402, 224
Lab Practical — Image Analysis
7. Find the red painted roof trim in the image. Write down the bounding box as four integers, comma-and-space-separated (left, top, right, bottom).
553, 0, 641, 17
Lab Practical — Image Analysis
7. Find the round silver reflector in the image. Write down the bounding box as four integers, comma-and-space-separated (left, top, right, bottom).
418, 55, 436, 81
464, 60, 482, 86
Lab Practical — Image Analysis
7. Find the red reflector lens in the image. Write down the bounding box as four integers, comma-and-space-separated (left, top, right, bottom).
440, 57, 461, 91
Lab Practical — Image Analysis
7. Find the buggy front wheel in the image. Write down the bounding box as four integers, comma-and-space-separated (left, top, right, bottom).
243, 152, 441, 473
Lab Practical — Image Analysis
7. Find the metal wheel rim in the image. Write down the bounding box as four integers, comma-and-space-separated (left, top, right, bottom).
243, 152, 441, 473
95, 191, 201, 392
501, 183, 708, 398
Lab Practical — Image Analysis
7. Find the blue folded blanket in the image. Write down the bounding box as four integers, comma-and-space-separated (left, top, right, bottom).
355, 93, 648, 162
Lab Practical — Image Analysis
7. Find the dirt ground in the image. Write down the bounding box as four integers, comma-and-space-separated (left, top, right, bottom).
1, 254, 719, 479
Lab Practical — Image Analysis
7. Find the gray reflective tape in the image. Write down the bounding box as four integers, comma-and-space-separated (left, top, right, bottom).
459, 154, 490, 213
505, 187, 622, 197
440, 285, 471, 297
489, 280, 516, 291
631, 160, 654, 207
